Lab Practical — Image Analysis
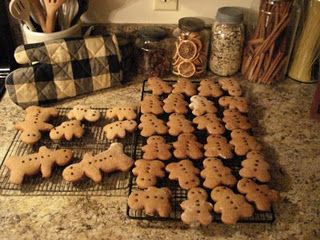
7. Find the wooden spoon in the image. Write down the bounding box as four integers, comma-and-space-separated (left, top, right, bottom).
44, 0, 65, 33
28, 0, 47, 32
9, 0, 35, 31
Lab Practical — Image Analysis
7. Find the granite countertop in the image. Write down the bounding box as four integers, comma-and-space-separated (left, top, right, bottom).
0, 76, 319, 240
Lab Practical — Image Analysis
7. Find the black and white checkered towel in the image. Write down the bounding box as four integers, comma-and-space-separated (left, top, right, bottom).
5, 35, 133, 108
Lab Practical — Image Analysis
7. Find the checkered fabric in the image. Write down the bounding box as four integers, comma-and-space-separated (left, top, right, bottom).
5, 35, 131, 108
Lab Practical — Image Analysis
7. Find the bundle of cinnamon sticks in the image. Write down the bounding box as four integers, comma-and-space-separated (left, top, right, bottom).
242, 0, 292, 84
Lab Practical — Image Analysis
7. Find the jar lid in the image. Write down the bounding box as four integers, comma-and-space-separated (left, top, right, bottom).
138, 27, 167, 41
216, 7, 243, 24
178, 17, 205, 32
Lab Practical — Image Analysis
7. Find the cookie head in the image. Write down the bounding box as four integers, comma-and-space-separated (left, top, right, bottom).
62, 164, 84, 182
19, 129, 41, 144
188, 187, 208, 201
54, 149, 73, 165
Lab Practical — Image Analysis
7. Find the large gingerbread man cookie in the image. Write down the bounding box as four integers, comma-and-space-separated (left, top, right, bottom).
141, 136, 172, 161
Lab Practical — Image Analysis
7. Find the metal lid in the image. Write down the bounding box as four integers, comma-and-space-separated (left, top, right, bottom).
138, 27, 167, 41
216, 7, 243, 24
178, 17, 205, 32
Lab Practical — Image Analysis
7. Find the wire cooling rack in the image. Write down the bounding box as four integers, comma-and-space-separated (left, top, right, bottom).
0, 108, 136, 196
127, 79, 275, 223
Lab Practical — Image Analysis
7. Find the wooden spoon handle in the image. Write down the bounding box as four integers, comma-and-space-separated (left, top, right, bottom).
28, 0, 46, 32
46, 12, 56, 33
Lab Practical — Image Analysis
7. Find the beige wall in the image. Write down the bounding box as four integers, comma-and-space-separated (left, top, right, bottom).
83, 0, 253, 24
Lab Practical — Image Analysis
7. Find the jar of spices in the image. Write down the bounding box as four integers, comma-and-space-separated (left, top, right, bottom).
172, 17, 209, 78
136, 27, 170, 78
209, 7, 244, 76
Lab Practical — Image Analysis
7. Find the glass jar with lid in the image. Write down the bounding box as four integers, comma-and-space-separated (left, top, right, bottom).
172, 17, 209, 78
209, 7, 244, 76
136, 27, 170, 78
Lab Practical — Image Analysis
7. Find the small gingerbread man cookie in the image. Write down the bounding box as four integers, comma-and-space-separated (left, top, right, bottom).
166, 159, 200, 190
15, 106, 58, 144
163, 93, 188, 114
63, 143, 133, 182
148, 77, 172, 95
172, 78, 197, 96
132, 159, 165, 189
106, 107, 137, 121
237, 178, 279, 211
230, 129, 262, 156
204, 135, 234, 159
239, 151, 271, 182
167, 113, 194, 136
67, 105, 100, 122
193, 113, 225, 135
141, 136, 172, 161
200, 158, 236, 189
218, 77, 242, 97
50, 120, 84, 141
103, 120, 137, 140
173, 133, 203, 160
198, 78, 223, 98
138, 114, 168, 137
128, 187, 172, 217
211, 186, 254, 224
219, 96, 249, 113
140, 95, 164, 115
189, 95, 217, 116
180, 187, 213, 226
5, 146, 73, 184
222, 109, 251, 131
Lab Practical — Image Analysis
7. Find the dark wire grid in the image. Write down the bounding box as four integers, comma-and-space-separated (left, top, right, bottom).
126, 79, 275, 223
0, 108, 136, 196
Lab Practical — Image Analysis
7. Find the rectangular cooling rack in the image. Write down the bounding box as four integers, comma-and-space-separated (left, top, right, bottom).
126, 79, 275, 223
0, 108, 136, 196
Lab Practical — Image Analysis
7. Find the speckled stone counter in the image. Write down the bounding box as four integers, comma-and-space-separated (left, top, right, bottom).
0, 76, 319, 240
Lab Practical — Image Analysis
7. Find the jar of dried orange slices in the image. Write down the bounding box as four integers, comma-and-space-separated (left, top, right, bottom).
172, 17, 209, 78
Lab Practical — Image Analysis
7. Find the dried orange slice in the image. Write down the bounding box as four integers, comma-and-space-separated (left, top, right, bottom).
178, 61, 196, 78
177, 40, 198, 61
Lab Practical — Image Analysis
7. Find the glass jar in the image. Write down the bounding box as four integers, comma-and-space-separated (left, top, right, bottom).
136, 27, 170, 78
209, 7, 244, 76
172, 17, 209, 78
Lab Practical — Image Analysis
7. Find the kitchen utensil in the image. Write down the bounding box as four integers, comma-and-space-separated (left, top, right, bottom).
58, 0, 79, 30
44, 0, 66, 33
70, 0, 88, 26
9, 0, 35, 31
28, 0, 46, 32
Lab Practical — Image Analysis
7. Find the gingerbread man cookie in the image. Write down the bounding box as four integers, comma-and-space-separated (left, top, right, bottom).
5, 146, 73, 184
103, 120, 137, 140
128, 187, 172, 217
173, 133, 203, 160
132, 159, 165, 189
15, 106, 58, 144
140, 95, 164, 115
163, 93, 188, 114
138, 114, 168, 137
106, 107, 137, 121
204, 135, 234, 159
230, 129, 262, 156
141, 136, 172, 161
167, 113, 194, 136
189, 95, 217, 116
50, 120, 84, 141
211, 186, 254, 224
237, 178, 279, 211
63, 143, 133, 183
219, 96, 249, 113
200, 158, 236, 189
148, 77, 172, 95
198, 78, 223, 98
166, 159, 200, 190
218, 78, 242, 97
180, 187, 213, 226
67, 105, 100, 122
222, 109, 251, 131
172, 78, 197, 96
193, 113, 225, 135
239, 151, 271, 182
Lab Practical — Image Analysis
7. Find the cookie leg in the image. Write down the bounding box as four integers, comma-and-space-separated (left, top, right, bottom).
41, 161, 55, 178
84, 167, 103, 183
9, 170, 25, 184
